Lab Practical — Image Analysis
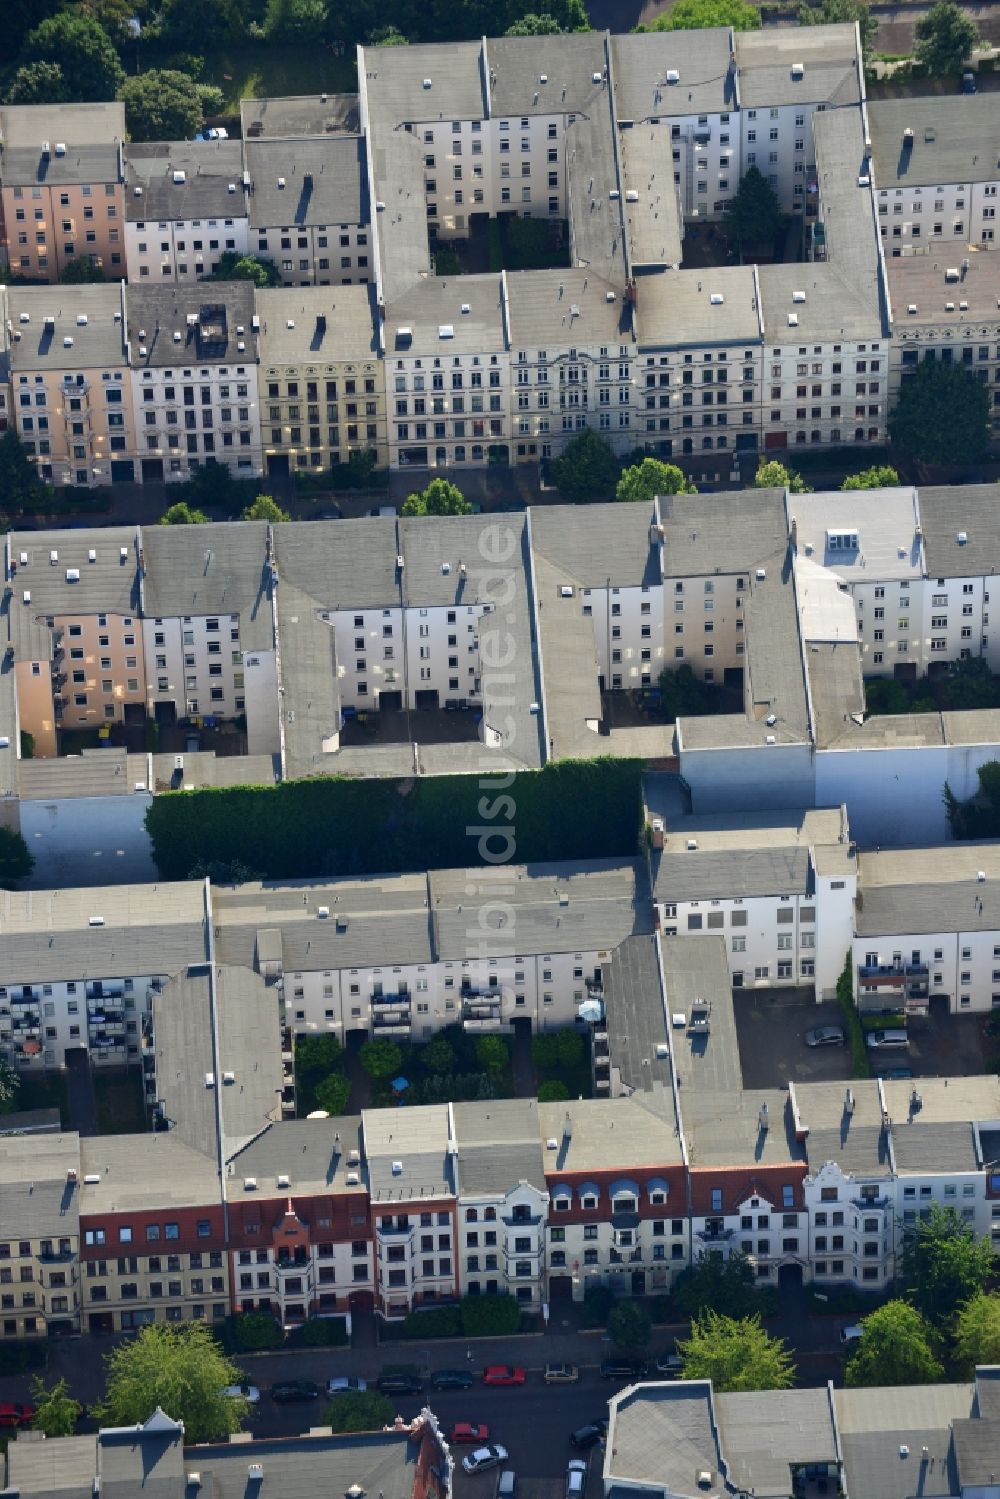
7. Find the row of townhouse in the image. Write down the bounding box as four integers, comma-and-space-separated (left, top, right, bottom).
10, 481, 1000, 861
2, 930, 998, 1343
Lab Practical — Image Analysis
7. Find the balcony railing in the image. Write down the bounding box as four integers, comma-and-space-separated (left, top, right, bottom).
696, 1228, 735, 1244
851, 1195, 891, 1211
857, 963, 928, 982
371, 993, 410, 1008
38, 1249, 76, 1264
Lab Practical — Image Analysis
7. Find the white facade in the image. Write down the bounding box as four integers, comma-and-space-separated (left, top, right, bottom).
764, 335, 889, 454
659, 889, 840, 994
144, 612, 248, 721
125, 212, 249, 284
0, 969, 167, 1071
418, 114, 567, 240
802, 1159, 895, 1291
459, 1181, 549, 1307
878, 180, 1000, 255
512, 339, 637, 465
388, 347, 512, 471
131, 363, 263, 482
853, 928, 1000, 1016
740, 102, 817, 217
252, 222, 371, 288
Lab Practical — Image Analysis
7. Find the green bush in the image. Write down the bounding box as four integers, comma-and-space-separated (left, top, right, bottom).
461, 1294, 521, 1337
228, 1312, 282, 1351
836, 953, 871, 1079
404, 1305, 462, 1338
582, 1284, 615, 1328
860, 1011, 905, 1031
289, 1316, 348, 1347
325, 1390, 395, 1432
146, 759, 644, 882
538, 1080, 570, 1102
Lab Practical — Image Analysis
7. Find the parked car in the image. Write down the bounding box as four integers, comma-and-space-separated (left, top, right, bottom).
570, 1423, 605, 1451
222, 1382, 261, 1404
451, 1422, 490, 1444
805, 1026, 845, 1048
327, 1376, 368, 1396
431, 1369, 475, 1391
482, 1365, 526, 1386
877, 1066, 914, 1080
0, 1404, 34, 1428
840, 1324, 864, 1346
270, 1381, 320, 1404
600, 1356, 647, 1380
463, 1445, 509, 1475
962, 71, 978, 93
377, 1369, 424, 1395
544, 1363, 579, 1384
497, 1471, 517, 1499
866, 1029, 909, 1050
654, 1353, 683, 1379
566, 1460, 588, 1498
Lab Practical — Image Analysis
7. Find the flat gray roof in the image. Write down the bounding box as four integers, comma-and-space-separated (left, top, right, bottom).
791, 487, 922, 579
141, 520, 273, 651
856, 842, 1000, 936
0, 102, 124, 149
368, 119, 430, 304
805, 640, 866, 750
835, 1383, 975, 1499
735, 24, 862, 109
227, 1116, 368, 1199
78, 1132, 222, 1213
917, 483, 1000, 579
487, 31, 609, 118
793, 1078, 891, 1178
606, 1382, 723, 1496
540, 1091, 683, 1169
657, 486, 787, 578
126, 283, 257, 368
7, 525, 139, 670
888, 251, 1000, 328
0, 1132, 80, 1240
2, 142, 119, 189
610, 31, 736, 123
17, 749, 147, 801
361, 40, 485, 126
566, 98, 627, 284
657, 845, 811, 902
7, 284, 126, 373
257, 283, 379, 364
868, 95, 1000, 189
620, 124, 683, 271
759, 258, 884, 344
529, 502, 658, 586
715, 1387, 839, 1498
602, 935, 673, 1098
453, 1099, 546, 1195
811, 106, 886, 340
505, 269, 634, 351
386, 274, 506, 356
158, 1428, 426, 1499
363, 1104, 453, 1201
241, 94, 360, 140
125, 141, 246, 222
246, 136, 367, 229
637, 265, 762, 349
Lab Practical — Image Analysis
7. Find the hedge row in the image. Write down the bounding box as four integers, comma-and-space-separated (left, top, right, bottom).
145, 758, 644, 881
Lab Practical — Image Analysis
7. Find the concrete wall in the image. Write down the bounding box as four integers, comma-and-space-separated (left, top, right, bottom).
21, 792, 155, 888
814, 741, 995, 848
682, 740, 816, 812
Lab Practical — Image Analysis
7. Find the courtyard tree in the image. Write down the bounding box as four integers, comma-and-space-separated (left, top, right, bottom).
61, 256, 106, 283
97, 1323, 247, 1442
615, 458, 694, 503
359, 1037, 403, 1079
206, 253, 282, 287
753, 458, 811, 493
652, 0, 760, 28
505, 12, 565, 33
21, 13, 125, 101
726, 168, 782, 256
678, 1311, 795, 1392
609, 1300, 651, 1351
242, 495, 290, 522
953, 1293, 1000, 1373
159, 502, 209, 525
915, 1, 980, 76
325, 1390, 395, 1433
120, 71, 204, 143
314, 1073, 351, 1115
402, 477, 472, 515
0, 828, 34, 889
549, 428, 620, 501
0, 1058, 20, 1114
673, 1252, 761, 1320
30, 1377, 81, 1437
888, 359, 989, 465
841, 465, 900, 490
845, 1301, 943, 1387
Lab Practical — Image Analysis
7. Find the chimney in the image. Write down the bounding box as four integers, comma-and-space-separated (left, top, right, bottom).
563, 1110, 573, 1142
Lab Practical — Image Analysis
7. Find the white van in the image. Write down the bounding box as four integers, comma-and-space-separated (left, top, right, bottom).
866, 1029, 909, 1049
840, 1324, 863, 1346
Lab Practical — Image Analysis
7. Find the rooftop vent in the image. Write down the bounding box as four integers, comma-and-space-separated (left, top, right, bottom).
560, 585, 574, 598
787, 312, 799, 327
50, 549, 58, 564
945, 267, 960, 282
18, 313, 29, 324
88, 549, 97, 562
317, 905, 330, 918
277, 1173, 290, 1188
423, 78, 432, 89
710, 292, 724, 305
625, 189, 639, 202
22, 590, 30, 605
65, 568, 80, 583
606, 291, 615, 302
248, 1465, 264, 1481
346, 1171, 360, 1185
687, 839, 698, 851
765, 714, 777, 726
546, 1137, 559, 1149
205, 1072, 215, 1088
756, 567, 766, 580
277, 177, 286, 188
766, 734, 777, 744
186, 313, 197, 326
222, 1071, 235, 1085
593, 71, 602, 83
791, 62, 804, 78
286, 319, 295, 329
83, 1174, 101, 1186
792, 290, 806, 304
907, 303, 918, 314
442, 561, 451, 574
540, 73, 548, 84
89, 915, 104, 927
957, 531, 968, 544
438, 323, 454, 339
173, 330, 182, 342
54, 142, 66, 156
609, 188, 620, 200
978, 869, 987, 882
903, 128, 914, 147
63, 336, 74, 347
172, 170, 186, 185
134, 185, 143, 196
243, 1177, 257, 1191
945, 302, 955, 312
228, 182, 236, 193
666, 68, 680, 83
391, 1160, 403, 1176
77, 313, 88, 325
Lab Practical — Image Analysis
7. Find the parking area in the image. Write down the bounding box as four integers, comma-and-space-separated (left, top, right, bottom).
340, 704, 481, 748
734, 990, 990, 1088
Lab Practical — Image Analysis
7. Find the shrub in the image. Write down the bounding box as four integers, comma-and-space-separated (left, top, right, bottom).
461, 1294, 520, 1337
404, 1305, 462, 1338
229, 1312, 282, 1350
291, 1316, 348, 1347
538, 1080, 570, 1102
582, 1284, 614, 1328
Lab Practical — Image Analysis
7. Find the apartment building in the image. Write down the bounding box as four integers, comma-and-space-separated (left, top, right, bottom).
140, 520, 277, 738
364, 1106, 458, 1317
246, 137, 369, 287
256, 284, 386, 475
77, 1133, 229, 1335
868, 96, 1000, 254
7, 525, 143, 752
126, 282, 262, 482
0, 880, 207, 1073
453, 1100, 548, 1308
212, 861, 648, 1045
540, 1095, 688, 1303
852, 843, 1000, 1015
0, 1132, 81, 1341
0, 103, 125, 282
124, 140, 249, 283
654, 807, 855, 996
6, 283, 131, 489
384, 275, 510, 470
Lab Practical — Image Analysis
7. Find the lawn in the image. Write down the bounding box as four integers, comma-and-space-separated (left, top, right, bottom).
94, 1069, 147, 1134
139, 43, 358, 120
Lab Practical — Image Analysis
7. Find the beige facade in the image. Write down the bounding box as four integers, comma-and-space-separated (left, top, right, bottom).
0, 1133, 81, 1341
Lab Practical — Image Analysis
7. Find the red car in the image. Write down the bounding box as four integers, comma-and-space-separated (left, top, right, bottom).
482, 1365, 526, 1386
450, 1422, 491, 1443
0, 1403, 35, 1428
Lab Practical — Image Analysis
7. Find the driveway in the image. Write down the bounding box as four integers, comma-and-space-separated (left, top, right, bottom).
734, 994, 853, 1090
65, 1047, 99, 1137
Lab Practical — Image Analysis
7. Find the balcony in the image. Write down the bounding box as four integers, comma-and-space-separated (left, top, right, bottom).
372, 1014, 411, 1035
851, 1195, 891, 1212
377, 1223, 416, 1244
372, 992, 410, 1008
695, 1227, 735, 1245
86, 981, 126, 1001
38, 1249, 77, 1265
10, 992, 41, 1008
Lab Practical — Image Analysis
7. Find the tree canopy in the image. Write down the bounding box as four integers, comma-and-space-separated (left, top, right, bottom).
21, 13, 125, 101
160, 502, 209, 525
505, 11, 565, 32
242, 494, 291, 522
0, 1059, 20, 1115
120, 70, 204, 143
0, 429, 53, 517
651, 0, 760, 28
616, 458, 694, 503
609, 1300, 651, 1351
678, 1311, 795, 1392
264, 0, 328, 42
401, 477, 472, 515
902, 1203, 996, 1331
206, 253, 282, 288
61, 256, 106, 284
97, 1323, 247, 1443
0, 828, 35, 889
7, 60, 69, 104
846, 1301, 943, 1387
953, 1293, 1000, 1373
31, 1377, 81, 1438
754, 458, 811, 493
726, 167, 782, 254
314, 1072, 351, 1114
549, 428, 620, 501
888, 358, 990, 466
799, 0, 877, 56
915, 1, 980, 76
325, 1390, 395, 1433
359, 1037, 403, 1079
673, 1252, 763, 1320
841, 465, 900, 490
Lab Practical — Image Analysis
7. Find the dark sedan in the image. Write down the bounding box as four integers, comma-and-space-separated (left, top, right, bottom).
271, 1380, 321, 1403
431, 1369, 475, 1391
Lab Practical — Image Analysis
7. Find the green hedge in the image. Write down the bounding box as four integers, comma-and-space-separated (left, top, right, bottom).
145, 758, 644, 881
860, 1011, 905, 1032
836, 953, 871, 1079
404, 1305, 462, 1339
288, 1316, 349, 1347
